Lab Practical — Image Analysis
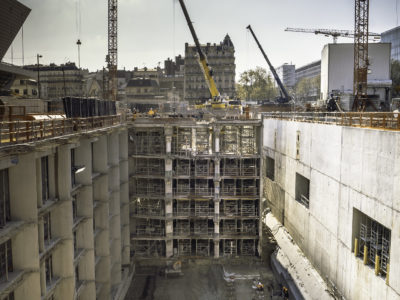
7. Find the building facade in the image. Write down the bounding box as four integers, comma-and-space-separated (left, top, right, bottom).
381, 26, 400, 61
184, 35, 236, 103
0, 118, 132, 300
24, 62, 87, 100
129, 117, 262, 258
276, 64, 295, 88
295, 60, 321, 84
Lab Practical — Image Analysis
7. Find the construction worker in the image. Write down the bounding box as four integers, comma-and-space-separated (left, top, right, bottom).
282, 286, 289, 299
148, 107, 155, 117
256, 281, 264, 291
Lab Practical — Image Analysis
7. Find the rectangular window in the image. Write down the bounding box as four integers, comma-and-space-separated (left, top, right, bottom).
0, 240, 13, 282
353, 209, 391, 277
295, 173, 310, 208
41, 156, 50, 202
266, 156, 275, 181
45, 255, 53, 285
0, 169, 11, 227
71, 149, 76, 187
43, 212, 52, 245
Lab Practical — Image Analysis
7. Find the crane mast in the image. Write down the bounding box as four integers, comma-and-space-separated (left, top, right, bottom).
107, 0, 118, 101
178, 0, 220, 99
247, 25, 290, 103
353, 0, 370, 111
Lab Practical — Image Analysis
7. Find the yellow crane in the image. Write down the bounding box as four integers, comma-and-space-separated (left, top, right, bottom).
178, 0, 227, 109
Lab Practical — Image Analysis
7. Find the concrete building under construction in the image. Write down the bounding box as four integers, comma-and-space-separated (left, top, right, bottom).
129, 115, 262, 258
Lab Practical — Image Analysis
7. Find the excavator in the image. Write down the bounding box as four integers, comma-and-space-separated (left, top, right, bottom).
178, 0, 235, 110
246, 25, 291, 104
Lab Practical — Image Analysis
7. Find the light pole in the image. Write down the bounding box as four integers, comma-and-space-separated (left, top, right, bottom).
36, 54, 42, 99
76, 39, 82, 69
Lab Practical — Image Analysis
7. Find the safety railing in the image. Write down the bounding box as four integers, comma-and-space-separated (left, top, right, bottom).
262, 112, 400, 131
0, 115, 122, 146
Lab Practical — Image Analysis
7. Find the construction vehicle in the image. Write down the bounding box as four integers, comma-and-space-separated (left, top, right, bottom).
246, 25, 291, 103
178, 0, 233, 110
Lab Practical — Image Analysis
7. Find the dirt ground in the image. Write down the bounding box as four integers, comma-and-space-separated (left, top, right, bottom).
125, 260, 285, 300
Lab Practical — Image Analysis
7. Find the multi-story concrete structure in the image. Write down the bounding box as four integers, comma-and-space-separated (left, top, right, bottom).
129, 116, 262, 258
276, 64, 295, 88
381, 26, 400, 61
0, 116, 132, 300
24, 62, 87, 100
262, 112, 400, 299
295, 60, 321, 84
184, 35, 235, 103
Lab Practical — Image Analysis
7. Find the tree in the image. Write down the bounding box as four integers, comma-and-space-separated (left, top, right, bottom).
391, 60, 400, 98
236, 67, 277, 101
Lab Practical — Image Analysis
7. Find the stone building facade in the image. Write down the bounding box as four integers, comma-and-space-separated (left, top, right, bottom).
184, 35, 236, 103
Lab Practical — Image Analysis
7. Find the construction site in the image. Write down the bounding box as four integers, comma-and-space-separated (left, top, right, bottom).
0, 0, 399, 299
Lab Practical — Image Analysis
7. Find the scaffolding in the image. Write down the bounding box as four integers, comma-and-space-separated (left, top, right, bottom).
193, 220, 213, 236
241, 220, 257, 235
194, 159, 214, 177
241, 158, 258, 176
177, 239, 191, 256
131, 179, 165, 197
221, 158, 239, 176
132, 158, 164, 176
134, 240, 165, 257
240, 126, 257, 155
240, 240, 256, 256
174, 220, 190, 236
220, 179, 258, 197
241, 200, 257, 216
222, 239, 237, 257
195, 239, 210, 256
172, 127, 192, 156
221, 200, 238, 216
222, 220, 237, 235
194, 200, 213, 216
174, 200, 191, 216
221, 126, 239, 154
174, 159, 191, 176
196, 127, 211, 155
195, 179, 214, 196
129, 128, 165, 155
174, 179, 190, 196
135, 219, 165, 237
133, 198, 165, 217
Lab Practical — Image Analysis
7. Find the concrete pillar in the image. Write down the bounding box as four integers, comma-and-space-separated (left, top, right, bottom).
165, 127, 173, 257
214, 126, 221, 154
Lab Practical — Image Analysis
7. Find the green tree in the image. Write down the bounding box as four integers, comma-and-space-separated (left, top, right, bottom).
391, 60, 400, 98
236, 67, 277, 101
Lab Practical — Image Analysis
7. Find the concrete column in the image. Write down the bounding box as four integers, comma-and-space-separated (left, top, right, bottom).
214, 126, 221, 154
192, 128, 196, 153
165, 127, 173, 258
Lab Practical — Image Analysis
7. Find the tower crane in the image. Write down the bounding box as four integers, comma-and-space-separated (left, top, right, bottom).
285, 27, 380, 44
107, 0, 118, 101
247, 25, 291, 103
353, 0, 374, 111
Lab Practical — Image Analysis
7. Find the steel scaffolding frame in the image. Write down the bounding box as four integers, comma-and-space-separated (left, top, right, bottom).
240, 126, 257, 155
133, 158, 164, 176
131, 178, 165, 197
172, 127, 192, 156
134, 240, 165, 257
193, 220, 213, 236
221, 126, 239, 154
195, 127, 211, 155
222, 220, 237, 235
241, 220, 257, 235
135, 219, 165, 237
222, 239, 237, 256
175, 159, 191, 176
194, 159, 214, 177
220, 179, 259, 197
221, 200, 238, 216
133, 198, 165, 217
221, 158, 240, 176
241, 240, 256, 256
130, 128, 165, 155
175, 199, 191, 216
195, 239, 210, 256
177, 239, 191, 256
175, 220, 190, 236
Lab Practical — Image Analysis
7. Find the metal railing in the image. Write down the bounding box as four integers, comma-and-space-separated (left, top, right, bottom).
0, 115, 121, 146
263, 112, 400, 131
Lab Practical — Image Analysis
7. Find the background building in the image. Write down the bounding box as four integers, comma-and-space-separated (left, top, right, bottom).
276, 64, 295, 88
295, 60, 321, 84
184, 35, 235, 103
381, 26, 400, 61
321, 43, 391, 110
24, 62, 87, 100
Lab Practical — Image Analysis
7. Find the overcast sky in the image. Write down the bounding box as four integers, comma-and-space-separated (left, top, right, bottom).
3, 0, 398, 79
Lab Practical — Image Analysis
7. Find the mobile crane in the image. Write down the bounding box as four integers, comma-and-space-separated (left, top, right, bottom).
178, 0, 227, 109
247, 25, 291, 103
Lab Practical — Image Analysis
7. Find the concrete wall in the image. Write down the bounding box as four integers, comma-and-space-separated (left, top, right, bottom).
0, 127, 131, 300
262, 117, 400, 299
321, 43, 391, 101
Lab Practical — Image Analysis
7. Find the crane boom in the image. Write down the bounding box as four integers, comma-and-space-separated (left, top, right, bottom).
246, 25, 290, 103
107, 0, 117, 101
178, 0, 219, 99
285, 27, 380, 43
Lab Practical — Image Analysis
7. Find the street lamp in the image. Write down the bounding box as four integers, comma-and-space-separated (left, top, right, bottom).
36, 54, 42, 99
76, 39, 82, 69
